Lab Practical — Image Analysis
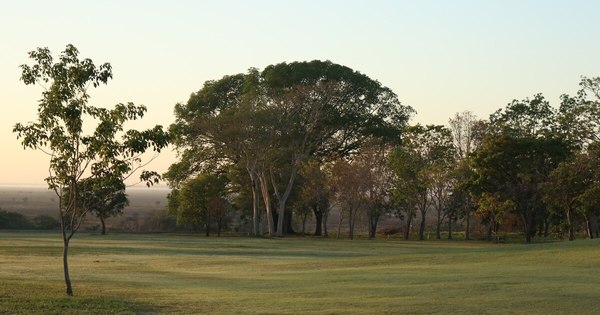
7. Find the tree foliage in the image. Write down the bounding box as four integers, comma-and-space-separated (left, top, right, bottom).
13, 44, 169, 295
168, 173, 230, 236
167, 60, 413, 236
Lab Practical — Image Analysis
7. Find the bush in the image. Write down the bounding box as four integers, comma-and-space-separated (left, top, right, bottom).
0, 210, 33, 229
32, 215, 60, 230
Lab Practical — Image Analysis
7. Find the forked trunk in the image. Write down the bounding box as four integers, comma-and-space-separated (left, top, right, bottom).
258, 172, 274, 236
272, 166, 298, 237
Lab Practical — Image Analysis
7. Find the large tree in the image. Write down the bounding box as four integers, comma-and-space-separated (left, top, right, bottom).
168, 60, 412, 236
470, 94, 570, 242
13, 45, 169, 295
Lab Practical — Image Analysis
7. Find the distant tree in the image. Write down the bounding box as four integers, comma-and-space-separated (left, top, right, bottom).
292, 199, 313, 237
448, 111, 484, 239
32, 215, 60, 230
390, 143, 422, 240
544, 143, 600, 240
297, 161, 331, 236
81, 177, 128, 235
390, 125, 455, 241
330, 159, 370, 240
0, 210, 32, 230
206, 196, 230, 237
356, 140, 396, 239
169, 173, 229, 236
13, 45, 169, 296
557, 77, 600, 148
475, 193, 514, 241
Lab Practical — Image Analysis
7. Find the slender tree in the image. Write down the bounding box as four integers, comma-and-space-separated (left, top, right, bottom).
13, 45, 169, 295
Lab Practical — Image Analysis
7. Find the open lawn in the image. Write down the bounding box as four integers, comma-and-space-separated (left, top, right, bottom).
0, 232, 599, 314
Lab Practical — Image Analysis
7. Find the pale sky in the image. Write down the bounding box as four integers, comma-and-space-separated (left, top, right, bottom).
1, 0, 599, 185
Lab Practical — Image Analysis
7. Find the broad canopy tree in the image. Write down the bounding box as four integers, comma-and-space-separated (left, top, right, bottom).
13, 45, 169, 296
167, 60, 412, 236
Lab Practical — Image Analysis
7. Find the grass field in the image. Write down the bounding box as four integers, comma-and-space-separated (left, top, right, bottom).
0, 232, 599, 314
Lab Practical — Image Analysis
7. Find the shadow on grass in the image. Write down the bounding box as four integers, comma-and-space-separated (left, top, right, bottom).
0, 280, 154, 314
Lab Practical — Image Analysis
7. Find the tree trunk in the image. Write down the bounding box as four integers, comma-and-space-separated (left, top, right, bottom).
368, 212, 379, 239
283, 210, 295, 235
435, 214, 442, 240
272, 166, 298, 237
63, 236, 73, 296
368, 211, 374, 239
419, 210, 426, 240
486, 223, 493, 241
100, 216, 106, 235
301, 214, 307, 236
404, 213, 413, 240
248, 169, 260, 236
567, 208, 575, 241
447, 215, 453, 240
217, 219, 222, 237
322, 209, 329, 237
314, 206, 323, 236
418, 193, 428, 241
336, 209, 343, 239
348, 208, 354, 240
522, 211, 535, 244
465, 213, 471, 240
258, 172, 274, 236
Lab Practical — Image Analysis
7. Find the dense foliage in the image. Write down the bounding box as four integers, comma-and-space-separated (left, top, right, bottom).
167, 71, 600, 242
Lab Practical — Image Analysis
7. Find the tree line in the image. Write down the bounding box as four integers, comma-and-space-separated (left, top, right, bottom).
165, 62, 600, 243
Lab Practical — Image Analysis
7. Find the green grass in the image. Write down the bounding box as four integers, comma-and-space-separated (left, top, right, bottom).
1, 231, 599, 314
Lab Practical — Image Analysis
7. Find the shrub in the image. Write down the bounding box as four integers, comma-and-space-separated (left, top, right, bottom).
0, 210, 33, 229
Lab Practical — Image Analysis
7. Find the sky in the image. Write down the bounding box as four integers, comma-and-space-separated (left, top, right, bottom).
1, 0, 599, 185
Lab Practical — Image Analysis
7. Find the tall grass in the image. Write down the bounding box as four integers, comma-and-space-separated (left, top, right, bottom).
1, 231, 599, 314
